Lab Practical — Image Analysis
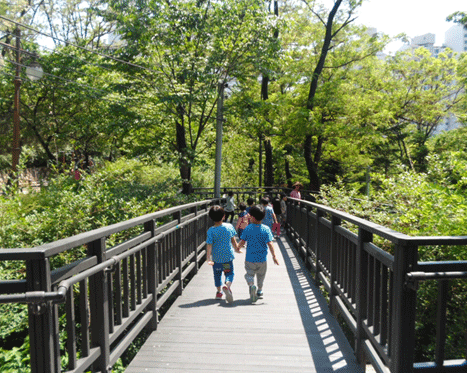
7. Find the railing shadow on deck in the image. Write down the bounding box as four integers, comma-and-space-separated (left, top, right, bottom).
286, 197, 467, 373
0, 199, 220, 373
276, 236, 364, 372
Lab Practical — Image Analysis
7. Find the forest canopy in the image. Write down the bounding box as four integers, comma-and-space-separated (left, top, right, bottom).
0, 0, 465, 193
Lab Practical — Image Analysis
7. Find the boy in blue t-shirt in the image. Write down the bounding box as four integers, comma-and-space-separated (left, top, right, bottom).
237, 205, 279, 303
206, 205, 240, 303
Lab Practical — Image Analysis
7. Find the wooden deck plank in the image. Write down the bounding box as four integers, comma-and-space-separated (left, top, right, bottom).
125, 235, 364, 373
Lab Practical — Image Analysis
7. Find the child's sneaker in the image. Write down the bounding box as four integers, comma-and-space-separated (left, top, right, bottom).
257, 289, 263, 298
223, 286, 233, 303
250, 285, 258, 303
216, 291, 223, 299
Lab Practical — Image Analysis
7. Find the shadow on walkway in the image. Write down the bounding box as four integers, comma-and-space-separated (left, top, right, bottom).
276, 236, 363, 372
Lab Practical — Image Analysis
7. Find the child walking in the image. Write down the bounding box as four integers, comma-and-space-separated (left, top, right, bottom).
224, 191, 236, 223
237, 205, 279, 303
260, 197, 279, 235
235, 202, 250, 240
206, 205, 240, 303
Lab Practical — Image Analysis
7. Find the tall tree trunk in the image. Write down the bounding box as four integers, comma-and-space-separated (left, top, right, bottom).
176, 120, 193, 194
307, 0, 342, 111
303, 134, 321, 191
264, 138, 274, 187
284, 156, 292, 188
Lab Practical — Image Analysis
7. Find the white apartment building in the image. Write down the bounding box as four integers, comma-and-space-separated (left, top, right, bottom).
444, 24, 467, 53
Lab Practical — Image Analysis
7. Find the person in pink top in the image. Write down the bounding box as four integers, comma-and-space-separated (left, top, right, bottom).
235, 202, 250, 240
290, 181, 303, 199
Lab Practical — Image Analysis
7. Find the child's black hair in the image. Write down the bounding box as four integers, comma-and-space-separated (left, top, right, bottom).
239, 202, 247, 211
209, 205, 225, 222
247, 197, 254, 206
228, 191, 234, 197
260, 197, 269, 205
249, 205, 265, 221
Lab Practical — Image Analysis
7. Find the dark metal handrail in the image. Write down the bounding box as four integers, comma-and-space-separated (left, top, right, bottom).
0, 199, 218, 373
286, 197, 467, 373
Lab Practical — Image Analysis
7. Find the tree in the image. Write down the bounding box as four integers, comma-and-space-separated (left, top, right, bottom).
268, 1, 385, 190
446, 11, 467, 27
104, 0, 279, 193
347, 48, 464, 173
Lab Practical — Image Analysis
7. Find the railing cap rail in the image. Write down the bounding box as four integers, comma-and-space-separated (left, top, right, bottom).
291, 197, 467, 246
0, 199, 215, 260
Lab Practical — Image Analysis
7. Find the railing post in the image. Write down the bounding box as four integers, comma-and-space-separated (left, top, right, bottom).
390, 243, 418, 373
87, 237, 111, 373
193, 205, 199, 273
26, 257, 56, 373
175, 211, 183, 295
314, 208, 324, 284
355, 227, 372, 368
305, 205, 312, 270
329, 216, 341, 316
145, 219, 158, 330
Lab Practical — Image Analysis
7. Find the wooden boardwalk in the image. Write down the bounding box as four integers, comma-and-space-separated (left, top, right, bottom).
125, 235, 364, 373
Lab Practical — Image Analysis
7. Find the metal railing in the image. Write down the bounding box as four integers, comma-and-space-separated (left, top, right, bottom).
192, 186, 318, 205
0, 199, 218, 373
286, 197, 467, 373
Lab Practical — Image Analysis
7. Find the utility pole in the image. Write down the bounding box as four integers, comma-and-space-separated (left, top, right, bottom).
214, 82, 224, 198
258, 133, 262, 188
12, 27, 21, 175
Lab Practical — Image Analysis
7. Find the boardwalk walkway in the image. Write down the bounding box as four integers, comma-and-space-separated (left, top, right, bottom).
125, 235, 364, 373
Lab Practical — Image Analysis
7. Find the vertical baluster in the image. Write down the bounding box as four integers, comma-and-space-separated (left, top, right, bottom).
380, 264, 388, 347
114, 262, 122, 325
136, 251, 142, 304
367, 255, 375, 328
435, 279, 449, 367
79, 279, 90, 357
194, 205, 199, 273
66, 285, 77, 370
162, 235, 167, 282
373, 260, 381, 337
142, 247, 148, 299
329, 216, 341, 316
145, 219, 158, 330
175, 211, 183, 295
122, 257, 129, 318
130, 254, 136, 310
108, 270, 114, 333
53, 296, 60, 372
314, 209, 324, 284
387, 269, 394, 358
347, 243, 358, 304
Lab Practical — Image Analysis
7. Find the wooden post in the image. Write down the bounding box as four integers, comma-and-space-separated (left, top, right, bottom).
314, 209, 324, 284
355, 228, 372, 368
145, 219, 158, 330
175, 211, 183, 295
390, 243, 418, 373
87, 237, 110, 372
194, 205, 199, 273
26, 257, 56, 373
329, 216, 341, 316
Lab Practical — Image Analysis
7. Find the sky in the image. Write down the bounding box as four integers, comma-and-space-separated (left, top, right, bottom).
352, 0, 466, 52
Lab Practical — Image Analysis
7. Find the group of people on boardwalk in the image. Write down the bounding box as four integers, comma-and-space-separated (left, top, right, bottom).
206, 182, 303, 304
